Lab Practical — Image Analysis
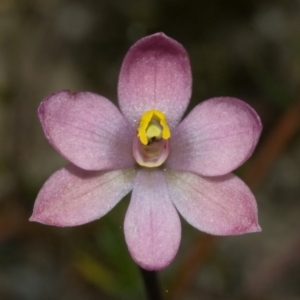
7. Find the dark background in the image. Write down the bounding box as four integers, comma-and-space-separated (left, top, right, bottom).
0, 0, 300, 299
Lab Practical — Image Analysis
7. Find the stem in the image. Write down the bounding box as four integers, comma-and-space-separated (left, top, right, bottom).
139, 267, 163, 300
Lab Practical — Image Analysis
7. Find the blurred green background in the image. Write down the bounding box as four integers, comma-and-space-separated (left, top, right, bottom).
1, 0, 300, 299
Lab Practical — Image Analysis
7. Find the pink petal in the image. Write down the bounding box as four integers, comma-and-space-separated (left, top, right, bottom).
30, 165, 136, 226
39, 90, 135, 171
124, 169, 181, 270
165, 170, 261, 235
118, 33, 192, 129
166, 97, 262, 176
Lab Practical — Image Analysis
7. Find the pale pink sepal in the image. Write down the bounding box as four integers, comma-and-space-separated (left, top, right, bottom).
118, 33, 192, 129
124, 169, 181, 270
166, 97, 262, 176
38, 90, 135, 171
166, 170, 261, 235
30, 165, 136, 226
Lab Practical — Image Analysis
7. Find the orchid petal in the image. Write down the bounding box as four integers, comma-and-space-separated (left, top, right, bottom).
118, 33, 192, 129
30, 165, 136, 226
38, 90, 135, 171
124, 169, 181, 270
166, 97, 262, 176
166, 170, 261, 235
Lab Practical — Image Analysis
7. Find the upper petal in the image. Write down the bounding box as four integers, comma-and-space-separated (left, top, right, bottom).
39, 90, 135, 171
166, 97, 262, 176
30, 165, 136, 226
165, 170, 261, 236
118, 33, 192, 129
124, 169, 181, 270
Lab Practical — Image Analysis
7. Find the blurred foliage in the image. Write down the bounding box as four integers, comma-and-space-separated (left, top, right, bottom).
1, 0, 300, 299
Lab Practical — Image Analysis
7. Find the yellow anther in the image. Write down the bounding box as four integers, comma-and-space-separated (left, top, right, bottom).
137, 110, 171, 145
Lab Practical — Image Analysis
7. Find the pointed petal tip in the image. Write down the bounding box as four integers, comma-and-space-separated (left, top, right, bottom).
222, 220, 261, 236
29, 214, 60, 227
29, 210, 42, 223
247, 223, 262, 234
28, 215, 35, 222
148, 31, 166, 37
204, 222, 261, 236
29, 205, 92, 227
144, 32, 172, 42
28, 210, 64, 227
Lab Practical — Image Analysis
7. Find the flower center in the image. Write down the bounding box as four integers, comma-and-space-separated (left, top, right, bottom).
133, 110, 171, 168
137, 110, 171, 145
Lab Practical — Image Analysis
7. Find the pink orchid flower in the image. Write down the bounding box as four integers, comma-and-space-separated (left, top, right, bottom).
30, 33, 262, 270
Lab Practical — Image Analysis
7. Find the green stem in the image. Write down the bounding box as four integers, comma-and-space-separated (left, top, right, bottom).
139, 267, 162, 300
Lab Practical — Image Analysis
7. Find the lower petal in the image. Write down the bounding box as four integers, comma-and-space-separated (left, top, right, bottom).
165, 170, 261, 235
124, 169, 181, 270
30, 165, 136, 226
